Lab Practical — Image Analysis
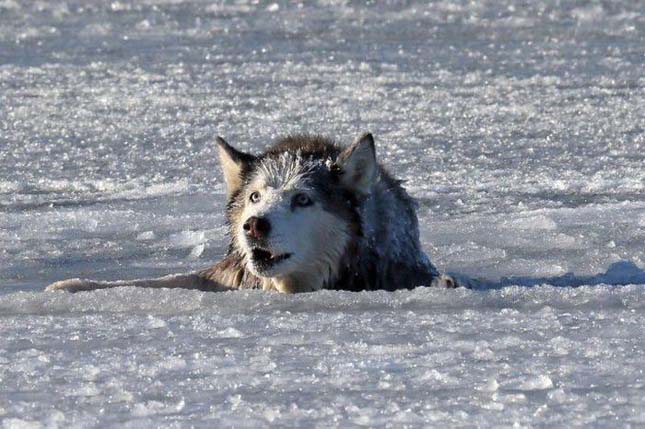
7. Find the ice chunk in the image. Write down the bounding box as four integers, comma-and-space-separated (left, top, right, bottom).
136, 231, 156, 241
188, 243, 205, 259
132, 400, 185, 417
517, 375, 554, 391
165, 230, 206, 248
2, 420, 43, 429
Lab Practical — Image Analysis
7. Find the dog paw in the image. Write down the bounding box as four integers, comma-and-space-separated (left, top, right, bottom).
45, 278, 96, 293
431, 274, 459, 289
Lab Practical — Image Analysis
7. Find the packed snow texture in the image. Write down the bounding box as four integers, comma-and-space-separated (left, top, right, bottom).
0, 0, 644, 426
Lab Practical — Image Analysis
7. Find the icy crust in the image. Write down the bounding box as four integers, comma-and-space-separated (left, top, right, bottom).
1, 0, 644, 425
3, 283, 645, 316
2, 0, 644, 290
1, 286, 645, 427
425, 201, 645, 281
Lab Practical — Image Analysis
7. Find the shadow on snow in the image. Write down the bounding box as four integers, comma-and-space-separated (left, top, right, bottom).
454, 260, 645, 290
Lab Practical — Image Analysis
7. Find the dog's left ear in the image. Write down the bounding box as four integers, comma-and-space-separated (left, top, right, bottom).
216, 137, 256, 195
335, 132, 377, 195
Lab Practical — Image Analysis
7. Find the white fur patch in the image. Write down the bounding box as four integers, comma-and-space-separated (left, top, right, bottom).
234, 154, 351, 292
257, 152, 322, 191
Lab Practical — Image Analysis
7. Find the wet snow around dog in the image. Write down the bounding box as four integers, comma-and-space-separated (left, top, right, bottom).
1, 0, 644, 426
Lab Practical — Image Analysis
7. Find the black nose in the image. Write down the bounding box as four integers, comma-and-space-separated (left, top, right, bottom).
243, 216, 271, 240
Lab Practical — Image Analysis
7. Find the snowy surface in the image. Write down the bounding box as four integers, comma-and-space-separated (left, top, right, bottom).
1, 0, 644, 426
2, 286, 645, 427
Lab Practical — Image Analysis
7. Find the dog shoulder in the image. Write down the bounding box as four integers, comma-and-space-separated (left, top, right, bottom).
199, 253, 261, 290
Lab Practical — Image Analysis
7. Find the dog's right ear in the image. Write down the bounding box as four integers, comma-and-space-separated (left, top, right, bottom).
335, 132, 377, 196
216, 137, 256, 195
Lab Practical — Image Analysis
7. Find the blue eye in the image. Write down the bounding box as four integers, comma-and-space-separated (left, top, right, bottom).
293, 193, 313, 207
249, 191, 261, 203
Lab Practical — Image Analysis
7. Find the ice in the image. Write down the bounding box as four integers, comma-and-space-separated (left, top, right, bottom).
136, 230, 156, 241
2, 419, 43, 429
187, 243, 205, 259
515, 375, 555, 391
1, 0, 644, 426
164, 230, 206, 248
1, 287, 644, 424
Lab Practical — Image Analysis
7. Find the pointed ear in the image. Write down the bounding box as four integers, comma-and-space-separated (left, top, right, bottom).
216, 137, 255, 195
335, 132, 377, 195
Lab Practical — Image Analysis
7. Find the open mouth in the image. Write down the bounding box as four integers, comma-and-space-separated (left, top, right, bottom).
251, 248, 292, 270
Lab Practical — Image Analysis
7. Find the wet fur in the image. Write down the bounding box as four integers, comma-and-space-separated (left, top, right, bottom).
47, 134, 456, 294
203, 134, 445, 292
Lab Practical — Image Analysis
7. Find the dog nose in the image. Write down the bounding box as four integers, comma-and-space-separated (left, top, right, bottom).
243, 216, 271, 240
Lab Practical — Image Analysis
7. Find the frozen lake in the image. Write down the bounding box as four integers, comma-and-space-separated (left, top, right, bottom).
1, 0, 644, 426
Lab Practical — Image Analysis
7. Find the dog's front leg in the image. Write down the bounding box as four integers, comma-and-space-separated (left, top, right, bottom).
45, 273, 232, 293
430, 274, 460, 289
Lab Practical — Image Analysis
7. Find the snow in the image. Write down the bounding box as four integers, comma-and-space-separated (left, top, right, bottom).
0, 0, 644, 426
1, 286, 645, 426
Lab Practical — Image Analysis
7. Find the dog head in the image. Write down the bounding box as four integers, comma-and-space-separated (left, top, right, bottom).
217, 133, 377, 292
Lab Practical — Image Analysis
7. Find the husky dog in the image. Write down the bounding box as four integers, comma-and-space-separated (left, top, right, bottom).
46, 133, 457, 293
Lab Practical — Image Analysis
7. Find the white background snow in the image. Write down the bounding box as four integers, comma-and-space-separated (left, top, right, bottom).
1, 0, 644, 427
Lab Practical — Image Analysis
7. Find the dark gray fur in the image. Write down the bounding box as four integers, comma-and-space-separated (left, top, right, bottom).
201, 134, 448, 292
